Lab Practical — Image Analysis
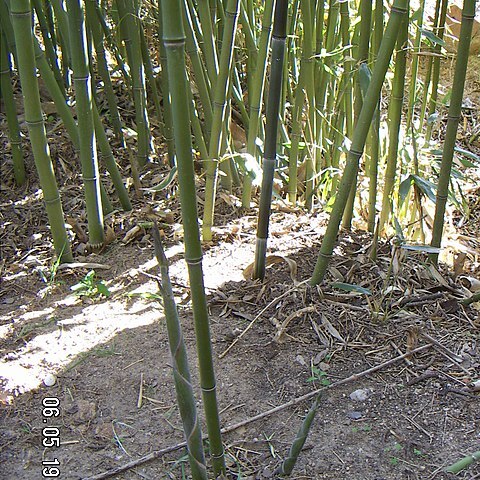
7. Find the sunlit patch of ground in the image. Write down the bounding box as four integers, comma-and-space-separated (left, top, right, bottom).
0, 231, 257, 399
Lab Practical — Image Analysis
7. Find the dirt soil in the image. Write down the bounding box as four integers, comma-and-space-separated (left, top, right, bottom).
1, 42, 480, 480
1, 171, 479, 480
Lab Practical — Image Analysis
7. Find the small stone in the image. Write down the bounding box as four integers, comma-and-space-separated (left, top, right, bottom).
295, 354, 306, 366
350, 388, 371, 402
43, 374, 56, 387
318, 361, 330, 371
313, 350, 328, 365
347, 411, 363, 420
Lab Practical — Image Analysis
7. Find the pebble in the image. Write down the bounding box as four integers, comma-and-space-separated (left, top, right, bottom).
43, 374, 56, 387
350, 388, 371, 402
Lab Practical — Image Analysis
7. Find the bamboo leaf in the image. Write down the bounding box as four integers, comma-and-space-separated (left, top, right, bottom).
455, 146, 480, 163
400, 244, 442, 253
358, 62, 372, 99
399, 174, 413, 205
411, 174, 437, 203
393, 217, 405, 242
331, 282, 372, 295
144, 166, 177, 192
419, 28, 445, 46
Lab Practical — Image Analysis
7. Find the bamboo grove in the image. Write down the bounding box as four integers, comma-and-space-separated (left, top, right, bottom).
1, 0, 478, 476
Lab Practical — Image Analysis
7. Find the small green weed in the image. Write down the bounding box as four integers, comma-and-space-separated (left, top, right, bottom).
307, 365, 331, 386
385, 442, 404, 467
413, 448, 425, 457
71, 270, 110, 298
390, 456, 399, 466
352, 424, 372, 433
37, 253, 64, 287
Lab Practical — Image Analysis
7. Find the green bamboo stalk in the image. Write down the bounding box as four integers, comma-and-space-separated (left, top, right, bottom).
343, 0, 373, 230
116, 0, 151, 167
339, 0, 354, 141
405, 0, 425, 132
253, 0, 289, 280
367, 0, 383, 233
310, 0, 409, 286
242, 0, 274, 208
31, 0, 65, 95
92, 102, 132, 211
34, 32, 119, 216
158, 7, 175, 166
417, 0, 445, 131
425, 0, 449, 141
430, 0, 476, 264
139, 22, 164, 129
85, 0, 124, 145
196, 0, 219, 84
202, 0, 240, 242
315, 0, 340, 173
50, 0, 72, 88
34, 34, 113, 218
10, 0, 73, 262
0, 1, 16, 59
43, 0, 57, 50
160, 2, 225, 475
445, 450, 480, 474
67, 0, 105, 247
288, 73, 307, 204
182, 1, 213, 134
378, 8, 409, 235
0, 32, 26, 186
274, 396, 322, 476
151, 226, 208, 480
92, 0, 131, 85
299, 0, 316, 211
32, 38, 79, 146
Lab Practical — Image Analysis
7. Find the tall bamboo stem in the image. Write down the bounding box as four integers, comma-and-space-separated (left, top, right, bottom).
430, 0, 476, 264
310, 0, 408, 286
10, 0, 73, 262
253, 0, 289, 280
160, 2, 225, 475
67, 0, 105, 247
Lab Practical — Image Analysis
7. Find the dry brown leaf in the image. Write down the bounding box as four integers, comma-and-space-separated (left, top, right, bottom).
406, 326, 419, 354
321, 314, 346, 345
428, 264, 449, 287
123, 225, 143, 244
453, 252, 467, 278
243, 255, 297, 282
66, 216, 88, 243
274, 306, 316, 343
104, 224, 117, 246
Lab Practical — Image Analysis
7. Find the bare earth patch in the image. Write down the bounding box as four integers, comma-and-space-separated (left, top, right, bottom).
1, 199, 479, 479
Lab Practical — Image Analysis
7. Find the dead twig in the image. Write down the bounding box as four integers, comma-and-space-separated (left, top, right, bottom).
81, 343, 433, 480
219, 279, 310, 358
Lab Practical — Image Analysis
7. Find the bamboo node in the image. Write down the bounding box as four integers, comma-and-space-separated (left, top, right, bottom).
210, 450, 225, 459
43, 195, 61, 205
25, 119, 45, 127
390, 6, 407, 14
186, 257, 203, 266
201, 385, 216, 393
349, 148, 363, 158
82, 175, 99, 183
10, 10, 31, 17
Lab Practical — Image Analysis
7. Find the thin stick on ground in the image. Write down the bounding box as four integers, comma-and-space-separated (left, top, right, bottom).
219, 279, 310, 358
81, 343, 433, 480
